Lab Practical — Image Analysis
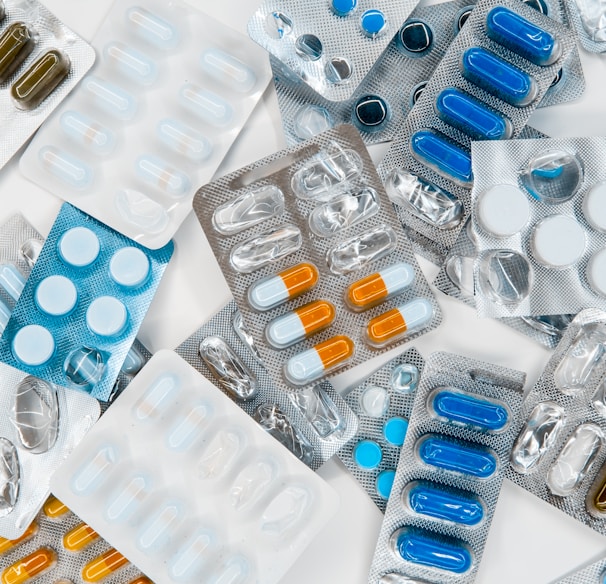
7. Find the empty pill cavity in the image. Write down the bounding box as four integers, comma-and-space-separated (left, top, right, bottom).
198, 428, 243, 479
292, 105, 334, 140
260, 485, 310, 536
104, 474, 150, 522
71, 444, 118, 495
230, 458, 277, 510
208, 556, 250, 584
166, 403, 211, 451
63, 346, 107, 390
132, 372, 180, 420
390, 363, 419, 394
58, 227, 100, 268
114, 189, 170, 234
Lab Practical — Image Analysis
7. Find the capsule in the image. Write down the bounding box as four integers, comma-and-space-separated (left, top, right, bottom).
82, 549, 129, 583
0, 2, 5, 22
485, 6, 561, 66
129, 578, 153, 584
157, 118, 212, 163
461, 47, 538, 107
179, 84, 233, 127
0, 22, 36, 84
0, 263, 25, 302
366, 297, 433, 348
1, 548, 56, 584
126, 6, 179, 50
103, 42, 157, 85
83, 76, 137, 121
0, 521, 38, 554
135, 154, 190, 198
434, 88, 513, 141
410, 130, 472, 187
200, 48, 256, 93
63, 523, 99, 552
60, 111, 115, 155
248, 262, 319, 311
266, 300, 335, 349
43, 496, 68, 518
284, 335, 354, 385
346, 262, 415, 311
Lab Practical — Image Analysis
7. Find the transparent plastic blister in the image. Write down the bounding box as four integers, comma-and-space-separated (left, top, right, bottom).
50, 350, 340, 584
550, 555, 606, 584
19, 0, 271, 250
565, 0, 606, 53
470, 137, 606, 319
0, 203, 173, 401
0, 0, 96, 170
175, 299, 358, 471
369, 351, 525, 584
337, 349, 425, 512
377, 0, 577, 263
106, 338, 152, 408
194, 125, 441, 391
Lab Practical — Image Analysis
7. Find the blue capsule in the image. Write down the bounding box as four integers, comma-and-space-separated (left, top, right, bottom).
485, 6, 561, 66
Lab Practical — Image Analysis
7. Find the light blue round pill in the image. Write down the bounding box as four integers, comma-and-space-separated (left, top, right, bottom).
12, 324, 55, 366
109, 247, 150, 288
360, 9, 386, 37
332, 0, 357, 16
35, 275, 78, 316
353, 439, 383, 470
58, 227, 100, 268
384, 416, 408, 446
86, 296, 128, 337
376, 469, 396, 500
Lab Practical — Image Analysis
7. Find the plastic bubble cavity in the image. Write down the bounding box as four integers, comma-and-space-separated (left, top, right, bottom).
294, 34, 323, 61
198, 428, 243, 479
232, 309, 263, 365
11, 376, 58, 454
289, 384, 346, 438
390, 364, 419, 395
104, 42, 157, 85
115, 189, 170, 235
169, 528, 215, 582
477, 249, 532, 306
379, 575, 432, 584
293, 105, 334, 140
136, 154, 191, 199
445, 254, 475, 298
133, 372, 180, 420
209, 556, 250, 584
260, 485, 310, 536
137, 501, 182, 554
201, 48, 256, 93
520, 150, 584, 204
63, 346, 107, 391
179, 84, 233, 127
157, 119, 212, 163
511, 401, 566, 474
199, 336, 258, 401
265, 11, 293, 39
230, 458, 276, 510
20, 238, 43, 270
0, 438, 19, 517
126, 6, 179, 50
71, 444, 118, 495
39, 146, 93, 190
167, 404, 211, 451
60, 111, 115, 155
521, 314, 574, 338
84, 76, 138, 120
325, 57, 353, 84
105, 475, 150, 523
212, 185, 285, 235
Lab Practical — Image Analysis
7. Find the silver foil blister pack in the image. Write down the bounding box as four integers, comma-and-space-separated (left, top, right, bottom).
193, 124, 441, 391
551, 555, 606, 584
175, 299, 359, 471
564, 0, 606, 53
368, 351, 525, 584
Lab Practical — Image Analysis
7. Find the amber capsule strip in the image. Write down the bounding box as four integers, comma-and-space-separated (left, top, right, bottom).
1, 547, 56, 584
0, 22, 36, 83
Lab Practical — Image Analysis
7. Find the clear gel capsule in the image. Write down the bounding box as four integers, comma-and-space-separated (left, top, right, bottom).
126, 6, 179, 50
60, 111, 115, 155
157, 118, 212, 163
0, 22, 36, 84
39, 146, 93, 190
179, 84, 233, 127
82, 548, 128, 583
0, 263, 25, 302
135, 154, 190, 199
266, 300, 335, 349
83, 76, 137, 121
284, 335, 354, 385
0, 521, 37, 554
346, 262, 415, 311
103, 41, 157, 85
201, 48, 256, 93
1, 547, 56, 584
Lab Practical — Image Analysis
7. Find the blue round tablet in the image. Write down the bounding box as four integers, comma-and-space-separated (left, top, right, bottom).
332, 0, 357, 17
360, 9, 386, 38
376, 469, 395, 500
383, 417, 408, 446
353, 439, 382, 470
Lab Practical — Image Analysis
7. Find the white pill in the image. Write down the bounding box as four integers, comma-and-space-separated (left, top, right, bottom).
248, 277, 288, 311
587, 248, 606, 297
12, 324, 55, 366
284, 348, 324, 386
35, 275, 77, 316
58, 227, 100, 267
266, 312, 305, 349
583, 181, 606, 232
476, 184, 530, 237
360, 385, 390, 417
110, 247, 150, 288
531, 215, 586, 268
86, 296, 128, 337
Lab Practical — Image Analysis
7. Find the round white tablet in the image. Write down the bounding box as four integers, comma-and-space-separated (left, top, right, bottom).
531, 215, 586, 268
35, 275, 77, 316
360, 385, 390, 418
583, 182, 606, 232
12, 325, 55, 366
58, 227, 100, 267
86, 296, 128, 337
109, 247, 150, 288
476, 184, 531, 237
587, 248, 606, 297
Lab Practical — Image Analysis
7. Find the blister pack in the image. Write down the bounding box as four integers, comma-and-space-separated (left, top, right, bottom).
506, 309, 606, 537
193, 124, 441, 391
247, 0, 418, 102
0, 203, 173, 402
470, 137, 606, 319
378, 0, 577, 262
106, 338, 152, 409
51, 350, 340, 584
19, 0, 271, 250
175, 299, 358, 471
0, 495, 151, 584
551, 556, 606, 584
0, 0, 95, 170
565, 0, 606, 53
337, 349, 425, 512
368, 351, 525, 584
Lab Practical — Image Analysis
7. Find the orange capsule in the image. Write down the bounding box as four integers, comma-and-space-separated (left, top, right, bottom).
248, 262, 319, 311
1, 547, 56, 584
129, 578, 153, 584
0, 522, 38, 555
346, 262, 415, 311
63, 522, 99, 552
366, 298, 433, 347
43, 496, 69, 518
82, 548, 129, 583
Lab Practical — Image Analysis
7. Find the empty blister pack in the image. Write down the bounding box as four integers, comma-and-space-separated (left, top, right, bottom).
378, 0, 576, 263
175, 299, 358, 470
0, 495, 151, 584
565, 0, 606, 52
368, 351, 525, 584
337, 349, 424, 511
19, 0, 271, 250
471, 137, 606, 319
0, 203, 173, 402
51, 350, 340, 584
194, 124, 441, 391
0, 0, 95, 170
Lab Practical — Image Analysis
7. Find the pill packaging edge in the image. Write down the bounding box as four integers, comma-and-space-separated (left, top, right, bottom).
550, 554, 606, 584
563, 0, 606, 53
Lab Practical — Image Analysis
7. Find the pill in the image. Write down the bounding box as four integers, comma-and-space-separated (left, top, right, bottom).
109, 247, 150, 288
284, 335, 354, 385
0, 22, 36, 84
583, 181, 606, 232
265, 300, 336, 349
588, 249, 606, 298
346, 262, 415, 311
1, 548, 56, 584
58, 227, 100, 267
60, 111, 115, 155
71, 444, 118, 495
353, 439, 383, 470
12, 324, 55, 366
360, 385, 390, 417
398, 20, 433, 54
531, 214, 586, 268
376, 469, 396, 499
135, 154, 191, 199
366, 297, 434, 347
429, 388, 509, 432
0, 521, 38, 554
126, 6, 179, 50
410, 130, 472, 187
86, 296, 128, 337
360, 9, 386, 38
435, 88, 513, 140
83, 76, 138, 120
179, 84, 233, 127
331, 0, 357, 16
39, 146, 94, 190
383, 416, 408, 446
476, 184, 530, 237
157, 118, 212, 163
405, 482, 485, 526
34, 275, 77, 316
417, 434, 497, 478
461, 47, 538, 106
0, 297, 9, 334
82, 548, 129, 583
352, 95, 390, 131
129, 579, 152, 584
485, 6, 561, 66
43, 496, 68, 518
11, 49, 70, 110
0, 263, 25, 302
63, 523, 99, 552
201, 48, 256, 93
248, 262, 319, 311
103, 42, 157, 85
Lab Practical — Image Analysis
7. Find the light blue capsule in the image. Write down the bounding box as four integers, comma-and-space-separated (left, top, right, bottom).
126, 6, 180, 50
0, 297, 10, 334
0, 263, 25, 303
39, 146, 94, 190
83, 76, 138, 121
157, 119, 212, 163
135, 155, 191, 199
200, 48, 256, 93
60, 110, 115, 155
104, 41, 158, 85
179, 84, 233, 127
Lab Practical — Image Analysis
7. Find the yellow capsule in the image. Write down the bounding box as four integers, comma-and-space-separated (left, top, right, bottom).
82, 548, 129, 583
43, 496, 69, 519
63, 522, 99, 552
0, 522, 38, 555
366, 298, 433, 347
129, 578, 153, 584
1, 547, 56, 584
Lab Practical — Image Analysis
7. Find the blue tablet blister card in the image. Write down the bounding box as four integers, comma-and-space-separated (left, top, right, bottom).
0, 203, 174, 402
337, 349, 425, 512
368, 351, 525, 584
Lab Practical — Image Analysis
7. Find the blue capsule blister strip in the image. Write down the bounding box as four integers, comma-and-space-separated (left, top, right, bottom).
0, 203, 173, 402
337, 349, 424, 511
368, 351, 525, 584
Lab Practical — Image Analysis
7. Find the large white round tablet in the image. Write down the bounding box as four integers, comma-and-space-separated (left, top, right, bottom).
109, 247, 150, 288
12, 325, 55, 366
86, 296, 128, 337
476, 184, 530, 237
531, 215, 586, 268
35, 275, 77, 316
583, 182, 606, 232
587, 248, 606, 297
58, 227, 100, 267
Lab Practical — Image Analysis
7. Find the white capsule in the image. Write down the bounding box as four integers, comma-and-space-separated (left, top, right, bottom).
104, 41, 157, 85
39, 146, 94, 190
179, 84, 233, 127
157, 118, 212, 163
135, 154, 191, 199
84, 76, 138, 121
126, 6, 180, 50
200, 48, 256, 93
60, 110, 115, 155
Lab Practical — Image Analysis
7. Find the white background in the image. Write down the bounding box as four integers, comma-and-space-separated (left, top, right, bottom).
4, 0, 606, 582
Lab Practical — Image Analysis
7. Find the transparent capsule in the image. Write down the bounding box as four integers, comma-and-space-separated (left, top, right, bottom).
391, 363, 419, 394
115, 189, 170, 235
293, 105, 334, 140
133, 373, 179, 421
60, 111, 115, 155
199, 336, 258, 401
157, 118, 212, 163
201, 48, 256, 93
232, 309, 263, 364
521, 314, 574, 338
126, 6, 179, 50
135, 154, 191, 199
179, 84, 233, 127
83, 76, 137, 121
0, 520, 37, 554
476, 249, 532, 305
0, 22, 36, 84
104, 41, 157, 84
39, 146, 93, 190
510, 401, 566, 474
288, 384, 346, 438
212, 185, 284, 235
2, 547, 56, 584
0, 438, 19, 517
346, 262, 415, 311
71, 444, 118, 495
82, 548, 128, 583
166, 405, 209, 452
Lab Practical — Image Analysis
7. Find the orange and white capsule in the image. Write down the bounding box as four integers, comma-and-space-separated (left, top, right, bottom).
0, 522, 38, 555
63, 523, 99, 552
82, 548, 129, 583
42, 496, 69, 519
346, 262, 415, 311
266, 300, 335, 349
1, 547, 56, 584
366, 297, 433, 347
248, 262, 319, 311
284, 334, 354, 385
